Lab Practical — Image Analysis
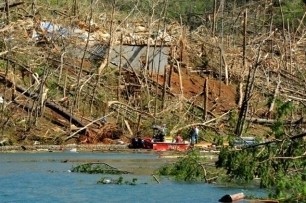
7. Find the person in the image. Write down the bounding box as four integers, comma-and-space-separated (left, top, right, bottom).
194, 126, 199, 143
174, 134, 183, 143
189, 126, 199, 145
129, 134, 144, 149
152, 124, 166, 142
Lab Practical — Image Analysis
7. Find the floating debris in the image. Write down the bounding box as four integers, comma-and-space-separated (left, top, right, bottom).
71, 162, 131, 174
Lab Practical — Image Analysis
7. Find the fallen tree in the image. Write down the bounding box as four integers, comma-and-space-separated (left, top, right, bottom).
0, 73, 85, 128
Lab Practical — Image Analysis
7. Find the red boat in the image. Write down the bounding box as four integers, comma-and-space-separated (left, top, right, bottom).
152, 142, 189, 151
129, 125, 189, 151
130, 137, 189, 151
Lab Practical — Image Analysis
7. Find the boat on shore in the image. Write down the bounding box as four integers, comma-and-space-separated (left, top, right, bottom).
152, 142, 189, 151
129, 137, 190, 151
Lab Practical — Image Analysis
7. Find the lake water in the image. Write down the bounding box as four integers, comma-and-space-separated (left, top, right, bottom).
0, 152, 267, 203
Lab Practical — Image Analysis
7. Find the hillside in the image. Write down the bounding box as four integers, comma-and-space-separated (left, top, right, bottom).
0, 0, 305, 146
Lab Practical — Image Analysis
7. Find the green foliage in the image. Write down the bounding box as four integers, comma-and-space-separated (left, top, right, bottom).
0, 60, 6, 71
276, 0, 306, 30
200, 129, 217, 143
270, 173, 306, 202
46, 79, 60, 99
275, 99, 294, 119
71, 163, 130, 175
166, 0, 212, 22
216, 136, 305, 201
157, 149, 208, 182
216, 98, 305, 201
228, 110, 238, 129
216, 147, 258, 183
213, 136, 224, 146
271, 99, 294, 139
218, 137, 305, 176
104, 0, 214, 28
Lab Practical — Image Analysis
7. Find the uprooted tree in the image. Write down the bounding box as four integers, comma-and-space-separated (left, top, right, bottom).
216, 99, 306, 202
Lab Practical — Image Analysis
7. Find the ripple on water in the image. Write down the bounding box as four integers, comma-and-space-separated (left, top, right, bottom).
0, 152, 267, 203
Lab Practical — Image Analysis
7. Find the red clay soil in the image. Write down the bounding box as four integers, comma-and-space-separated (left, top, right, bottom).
156, 68, 237, 113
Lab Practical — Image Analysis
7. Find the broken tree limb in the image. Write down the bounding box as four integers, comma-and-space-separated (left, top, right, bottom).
65, 112, 115, 141
268, 75, 281, 117
124, 120, 133, 137
245, 131, 306, 149
170, 110, 231, 135
152, 175, 160, 183
107, 100, 155, 118
0, 51, 8, 56
245, 117, 306, 125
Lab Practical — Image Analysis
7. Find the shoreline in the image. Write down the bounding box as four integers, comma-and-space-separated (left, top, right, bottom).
0, 144, 134, 153
0, 143, 219, 155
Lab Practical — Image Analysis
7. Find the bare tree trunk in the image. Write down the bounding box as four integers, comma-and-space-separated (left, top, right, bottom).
235, 47, 261, 137
58, 52, 66, 84
238, 9, 248, 108
179, 27, 187, 68
220, 0, 228, 86
154, 0, 168, 117
5, 0, 9, 25
212, 0, 217, 37
72, 0, 78, 16
161, 65, 167, 109
1, 43, 10, 136
243, 9, 247, 70
136, 114, 141, 133
203, 77, 208, 120
74, 0, 93, 110
37, 68, 49, 117
168, 46, 174, 90
287, 20, 292, 73
238, 82, 243, 107
31, 0, 36, 16
268, 74, 281, 118
176, 59, 184, 112
117, 34, 123, 101
91, 0, 108, 112
63, 60, 68, 98
98, 0, 116, 75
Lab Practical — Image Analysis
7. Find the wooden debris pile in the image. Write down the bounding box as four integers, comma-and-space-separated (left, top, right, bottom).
78, 123, 128, 144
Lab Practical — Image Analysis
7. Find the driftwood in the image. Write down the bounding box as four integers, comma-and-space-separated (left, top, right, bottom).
219, 192, 245, 202
152, 175, 160, 183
